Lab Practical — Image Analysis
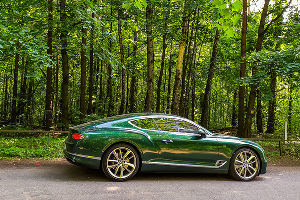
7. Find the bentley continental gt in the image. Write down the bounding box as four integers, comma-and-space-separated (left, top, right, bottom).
64, 113, 267, 181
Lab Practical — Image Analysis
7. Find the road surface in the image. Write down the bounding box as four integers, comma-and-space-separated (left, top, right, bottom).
1, 159, 300, 200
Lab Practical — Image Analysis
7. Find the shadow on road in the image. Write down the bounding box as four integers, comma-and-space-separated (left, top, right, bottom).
39, 161, 236, 182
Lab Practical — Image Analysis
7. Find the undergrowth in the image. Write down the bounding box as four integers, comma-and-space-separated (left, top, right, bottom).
257, 140, 300, 161
0, 135, 65, 159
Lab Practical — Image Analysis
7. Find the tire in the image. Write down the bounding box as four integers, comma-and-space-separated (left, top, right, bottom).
229, 148, 260, 181
102, 143, 140, 181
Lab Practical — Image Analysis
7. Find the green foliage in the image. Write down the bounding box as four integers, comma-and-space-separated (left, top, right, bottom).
257, 140, 300, 161
0, 135, 65, 159
0, 0, 299, 138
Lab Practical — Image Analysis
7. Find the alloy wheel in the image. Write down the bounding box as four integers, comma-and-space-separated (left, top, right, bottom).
234, 150, 259, 180
103, 144, 139, 181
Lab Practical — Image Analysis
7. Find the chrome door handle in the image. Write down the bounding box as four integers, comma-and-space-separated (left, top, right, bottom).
162, 139, 173, 144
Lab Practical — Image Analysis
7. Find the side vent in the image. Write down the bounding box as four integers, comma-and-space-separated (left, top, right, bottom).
216, 160, 227, 168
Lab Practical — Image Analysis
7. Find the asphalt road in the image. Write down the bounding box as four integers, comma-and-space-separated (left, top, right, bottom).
1, 160, 300, 200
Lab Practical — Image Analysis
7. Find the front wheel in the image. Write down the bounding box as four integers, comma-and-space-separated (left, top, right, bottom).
102, 143, 140, 181
229, 148, 260, 181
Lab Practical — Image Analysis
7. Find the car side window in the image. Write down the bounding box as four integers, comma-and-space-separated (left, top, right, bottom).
154, 118, 199, 133
131, 118, 158, 130
154, 118, 178, 132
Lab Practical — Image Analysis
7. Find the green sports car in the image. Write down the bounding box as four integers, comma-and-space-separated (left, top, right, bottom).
64, 113, 267, 181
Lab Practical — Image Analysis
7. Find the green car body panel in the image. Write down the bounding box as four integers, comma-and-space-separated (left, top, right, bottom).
64, 113, 267, 176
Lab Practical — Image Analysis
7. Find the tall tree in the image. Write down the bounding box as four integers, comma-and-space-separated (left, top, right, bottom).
11, 48, 19, 123
144, 0, 154, 112
166, 42, 173, 114
156, 25, 167, 113
267, 2, 283, 134
244, 0, 270, 137
129, 28, 138, 113
244, 0, 291, 137
118, 7, 126, 115
201, 29, 220, 128
45, 0, 53, 130
80, 25, 87, 121
87, 2, 96, 115
171, 0, 189, 115
256, 89, 263, 132
179, 21, 192, 117
106, 6, 114, 117
266, 67, 276, 133
60, 0, 69, 129
237, 0, 247, 138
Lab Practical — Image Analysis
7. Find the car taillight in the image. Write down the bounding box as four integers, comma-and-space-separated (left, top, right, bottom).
72, 133, 84, 139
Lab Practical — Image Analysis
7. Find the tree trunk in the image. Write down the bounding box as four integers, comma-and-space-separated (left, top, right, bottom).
179, 23, 192, 117
98, 60, 103, 115
87, 45, 94, 115
129, 29, 138, 113
118, 13, 126, 115
266, 2, 283, 134
11, 50, 19, 123
166, 42, 173, 114
191, 75, 195, 121
45, 0, 53, 130
87, 7, 95, 115
237, 0, 248, 138
156, 31, 167, 113
287, 85, 293, 134
80, 25, 87, 121
200, 29, 220, 128
17, 58, 27, 124
106, 8, 114, 117
144, 0, 154, 112
185, 9, 199, 119
266, 68, 276, 134
26, 78, 34, 126
232, 90, 237, 127
171, 1, 189, 115
54, 54, 59, 124
256, 89, 263, 133
98, 26, 104, 116
3, 74, 9, 119
60, 0, 69, 129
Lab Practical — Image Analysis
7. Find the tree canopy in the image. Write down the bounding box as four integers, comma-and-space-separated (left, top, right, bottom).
0, 0, 299, 138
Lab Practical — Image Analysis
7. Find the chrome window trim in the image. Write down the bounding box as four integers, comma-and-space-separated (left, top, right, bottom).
129, 115, 212, 136
142, 160, 227, 169
66, 151, 101, 160
129, 117, 160, 131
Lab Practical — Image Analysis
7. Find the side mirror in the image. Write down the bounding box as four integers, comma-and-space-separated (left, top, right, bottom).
197, 129, 207, 138
192, 132, 206, 140
200, 132, 206, 138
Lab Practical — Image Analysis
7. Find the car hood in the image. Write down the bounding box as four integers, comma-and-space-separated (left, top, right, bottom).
210, 133, 262, 147
210, 133, 240, 140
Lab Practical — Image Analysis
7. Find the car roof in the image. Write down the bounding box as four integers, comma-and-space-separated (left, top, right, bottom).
70, 113, 179, 130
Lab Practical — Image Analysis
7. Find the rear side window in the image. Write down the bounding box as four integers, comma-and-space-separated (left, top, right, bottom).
154, 118, 199, 133
131, 118, 158, 130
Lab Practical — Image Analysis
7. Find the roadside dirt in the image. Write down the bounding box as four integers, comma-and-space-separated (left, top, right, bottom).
0, 158, 69, 167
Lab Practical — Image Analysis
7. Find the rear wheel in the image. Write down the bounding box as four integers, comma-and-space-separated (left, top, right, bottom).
102, 143, 139, 181
229, 148, 260, 181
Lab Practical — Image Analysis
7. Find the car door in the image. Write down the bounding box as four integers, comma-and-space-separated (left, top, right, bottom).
152, 117, 221, 169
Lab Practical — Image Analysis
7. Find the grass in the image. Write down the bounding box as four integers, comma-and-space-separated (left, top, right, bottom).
0, 134, 65, 159
256, 140, 300, 161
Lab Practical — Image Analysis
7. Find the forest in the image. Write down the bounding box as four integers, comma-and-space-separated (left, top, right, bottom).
0, 0, 299, 139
